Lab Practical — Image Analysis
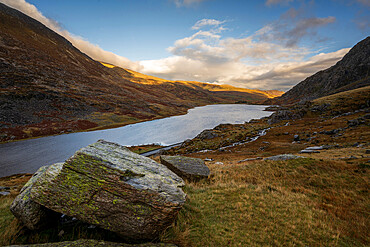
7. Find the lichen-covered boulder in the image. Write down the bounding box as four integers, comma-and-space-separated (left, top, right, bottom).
10, 165, 60, 230
160, 155, 210, 180
30, 140, 186, 241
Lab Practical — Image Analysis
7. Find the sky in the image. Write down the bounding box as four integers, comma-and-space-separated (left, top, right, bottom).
1, 0, 369, 91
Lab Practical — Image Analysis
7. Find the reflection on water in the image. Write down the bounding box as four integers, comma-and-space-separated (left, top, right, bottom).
0, 104, 271, 177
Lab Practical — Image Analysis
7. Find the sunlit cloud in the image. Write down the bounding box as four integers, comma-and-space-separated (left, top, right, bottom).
0, 0, 141, 71
139, 13, 348, 91
0, 0, 350, 91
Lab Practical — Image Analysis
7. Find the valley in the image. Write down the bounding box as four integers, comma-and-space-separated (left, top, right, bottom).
0, 1, 369, 247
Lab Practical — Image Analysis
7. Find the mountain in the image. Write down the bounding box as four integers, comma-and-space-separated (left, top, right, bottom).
0, 3, 282, 142
270, 36, 370, 105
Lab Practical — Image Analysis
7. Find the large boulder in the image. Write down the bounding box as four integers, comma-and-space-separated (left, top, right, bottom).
29, 140, 186, 241
10, 165, 60, 230
160, 155, 210, 180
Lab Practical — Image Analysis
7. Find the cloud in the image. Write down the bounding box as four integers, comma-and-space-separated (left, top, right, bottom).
172, 0, 208, 7
265, 0, 294, 6
0, 0, 350, 91
256, 7, 336, 47
0, 0, 141, 70
192, 19, 225, 30
139, 18, 348, 91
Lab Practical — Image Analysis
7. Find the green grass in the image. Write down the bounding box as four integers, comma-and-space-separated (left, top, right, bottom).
1, 158, 368, 246
161, 158, 369, 246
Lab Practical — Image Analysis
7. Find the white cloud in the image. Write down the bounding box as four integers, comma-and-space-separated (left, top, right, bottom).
192, 19, 225, 30
0, 0, 141, 70
139, 16, 348, 91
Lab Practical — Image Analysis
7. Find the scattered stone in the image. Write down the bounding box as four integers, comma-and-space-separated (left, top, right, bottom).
320, 129, 339, 135
283, 132, 289, 135
10, 165, 60, 230
204, 158, 213, 161
5, 239, 178, 247
0, 186, 10, 190
304, 146, 325, 150
215, 162, 224, 165
30, 140, 186, 241
299, 150, 320, 154
160, 155, 210, 180
262, 141, 270, 144
238, 157, 263, 163
196, 129, 218, 140
264, 154, 305, 161
294, 135, 300, 141
0, 191, 10, 196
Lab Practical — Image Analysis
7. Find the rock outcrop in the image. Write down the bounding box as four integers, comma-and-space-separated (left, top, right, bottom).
15, 140, 186, 241
10, 165, 60, 230
160, 155, 210, 180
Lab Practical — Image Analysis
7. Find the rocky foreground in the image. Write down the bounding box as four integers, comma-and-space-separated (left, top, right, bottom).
6, 140, 211, 246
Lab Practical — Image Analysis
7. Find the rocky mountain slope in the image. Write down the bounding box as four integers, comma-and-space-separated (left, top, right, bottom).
270, 36, 370, 105
0, 3, 282, 142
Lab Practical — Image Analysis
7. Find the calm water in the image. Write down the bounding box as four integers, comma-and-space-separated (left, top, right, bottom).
0, 104, 271, 177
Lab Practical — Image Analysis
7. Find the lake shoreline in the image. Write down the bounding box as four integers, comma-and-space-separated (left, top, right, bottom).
0, 104, 271, 177
1, 103, 269, 145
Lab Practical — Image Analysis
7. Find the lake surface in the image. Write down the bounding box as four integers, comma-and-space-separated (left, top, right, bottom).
0, 104, 271, 177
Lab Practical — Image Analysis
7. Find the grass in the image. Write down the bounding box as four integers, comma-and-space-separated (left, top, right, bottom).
161, 158, 369, 246
127, 144, 163, 154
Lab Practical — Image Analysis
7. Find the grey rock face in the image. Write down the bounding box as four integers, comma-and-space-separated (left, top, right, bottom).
160, 155, 210, 180
196, 129, 219, 140
29, 140, 186, 241
10, 165, 60, 230
264, 154, 305, 161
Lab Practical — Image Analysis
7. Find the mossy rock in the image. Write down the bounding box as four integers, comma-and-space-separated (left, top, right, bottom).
10, 165, 60, 230
29, 140, 186, 241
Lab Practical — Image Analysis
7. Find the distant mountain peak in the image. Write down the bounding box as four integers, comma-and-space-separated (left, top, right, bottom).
271, 36, 370, 104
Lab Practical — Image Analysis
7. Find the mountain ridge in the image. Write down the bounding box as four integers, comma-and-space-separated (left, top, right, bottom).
269, 36, 370, 105
0, 3, 282, 142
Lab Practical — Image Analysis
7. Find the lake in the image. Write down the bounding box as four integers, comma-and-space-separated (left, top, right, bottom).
0, 104, 271, 177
